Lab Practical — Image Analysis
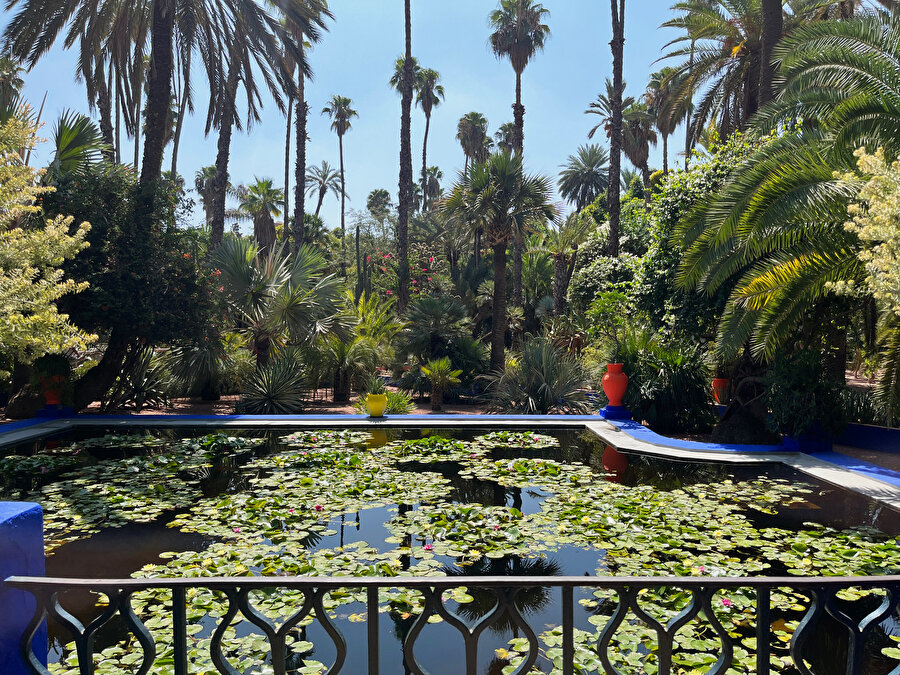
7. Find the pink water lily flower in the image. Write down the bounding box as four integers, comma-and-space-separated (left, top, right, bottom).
423, 544, 433, 551
721, 598, 733, 608
233, 527, 241, 533
313, 504, 324, 512
288, 509, 295, 514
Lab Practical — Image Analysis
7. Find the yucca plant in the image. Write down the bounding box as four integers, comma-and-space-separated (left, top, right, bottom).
483, 334, 588, 414
236, 357, 307, 414
421, 357, 462, 411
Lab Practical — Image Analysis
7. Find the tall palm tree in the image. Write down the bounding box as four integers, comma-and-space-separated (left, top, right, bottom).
0, 56, 24, 114
558, 144, 610, 212
443, 152, 556, 372
422, 166, 443, 209
621, 101, 658, 200
45, 110, 109, 182
321, 94, 358, 277
489, 0, 550, 309
488, 0, 550, 155
532, 214, 590, 315
397, 0, 415, 311
286, 3, 334, 254
416, 68, 445, 211
304, 160, 342, 218
238, 178, 284, 256
608, 0, 626, 258
456, 112, 492, 173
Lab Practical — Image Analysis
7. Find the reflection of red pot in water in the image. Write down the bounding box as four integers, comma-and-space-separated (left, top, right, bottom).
40, 375, 66, 406
602, 445, 628, 483
602, 363, 628, 407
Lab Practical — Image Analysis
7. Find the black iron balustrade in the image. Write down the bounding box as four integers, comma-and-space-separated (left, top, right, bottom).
7, 574, 900, 675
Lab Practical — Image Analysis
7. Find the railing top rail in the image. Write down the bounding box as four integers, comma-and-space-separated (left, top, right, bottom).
7, 574, 900, 591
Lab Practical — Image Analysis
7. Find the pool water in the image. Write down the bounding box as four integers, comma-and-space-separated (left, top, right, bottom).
3, 426, 900, 674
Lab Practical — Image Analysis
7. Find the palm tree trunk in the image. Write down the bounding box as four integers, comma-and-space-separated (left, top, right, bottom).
355, 221, 362, 300
133, 87, 141, 169
431, 385, 443, 411
553, 253, 567, 315
491, 241, 508, 373
511, 71, 525, 308
513, 71, 524, 154
140, 0, 174, 186
474, 227, 482, 268
759, 0, 783, 106
170, 51, 191, 176
284, 97, 292, 232
422, 113, 431, 211
397, 0, 414, 312
96, 62, 115, 159
210, 59, 240, 249
256, 213, 276, 256
339, 133, 347, 276
607, 0, 625, 258
315, 187, 326, 217
662, 132, 669, 174
114, 71, 121, 164
293, 45, 307, 253
641, 163, 651, 208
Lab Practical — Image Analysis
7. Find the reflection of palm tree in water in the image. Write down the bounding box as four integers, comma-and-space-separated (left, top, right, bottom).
441, 556, 562, 636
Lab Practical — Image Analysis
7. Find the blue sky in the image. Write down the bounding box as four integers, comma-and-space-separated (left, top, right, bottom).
8, 0, 684, 230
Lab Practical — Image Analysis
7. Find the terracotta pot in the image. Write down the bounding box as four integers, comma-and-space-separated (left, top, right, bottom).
711, 377, 730, 405
601, 363, 628, 407
366, 393, 388, 418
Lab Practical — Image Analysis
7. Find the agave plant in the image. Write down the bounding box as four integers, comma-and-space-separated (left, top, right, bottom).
483, 334, 588, 414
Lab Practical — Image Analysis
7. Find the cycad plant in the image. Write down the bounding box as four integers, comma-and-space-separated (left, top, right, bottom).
421, 357, 462, 411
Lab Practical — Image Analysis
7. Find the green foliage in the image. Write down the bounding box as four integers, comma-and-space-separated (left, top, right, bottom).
397, 296, 471, 362
102, 347, 170, 412
353, 389, 415, 415
163, 332, 255, 399
421, 357, 462, 388
614, 329, 716, 434
0, 117, 94, 363
236, 357, 307, 414
361, 375, 386, 395
568, 254, 638, 315
586, 289, 630, 362
484, 334, 588, 414
765, 350, 846, 438
633, 133, 756, 340
44, 163, 212, 346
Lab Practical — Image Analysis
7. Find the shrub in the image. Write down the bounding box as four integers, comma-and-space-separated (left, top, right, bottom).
484, 335, 589, 415
101, 348, 170, 412
236, 358, 307, 414
765, 349, 845, 438
421, 357, 462, 411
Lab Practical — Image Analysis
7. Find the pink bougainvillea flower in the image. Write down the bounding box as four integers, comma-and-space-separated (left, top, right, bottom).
386, 290, 393, 295
428, 277, 432, 281
721, 598, 732, 608
423, 544, 433, 551
365, 256, 370, 262
422, 268, 427, 271
313, 504, 324, 512
412, 280, 417, 284
429, 257, 434, 262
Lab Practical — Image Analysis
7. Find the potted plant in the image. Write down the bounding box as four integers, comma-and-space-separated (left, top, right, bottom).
587, 290, 630, 418
31, 354, 71, 407
711, 360, 732, 405
420, 357, 462, 412
363, 376, 388, 418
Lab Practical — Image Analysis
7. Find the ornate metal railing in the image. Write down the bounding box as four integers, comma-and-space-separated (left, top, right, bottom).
7, 575, 900, 675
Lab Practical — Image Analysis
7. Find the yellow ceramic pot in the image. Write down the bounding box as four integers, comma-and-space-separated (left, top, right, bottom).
366, 393, 388, 418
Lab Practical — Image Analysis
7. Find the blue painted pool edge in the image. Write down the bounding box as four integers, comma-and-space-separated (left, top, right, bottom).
0, 502, 46, 674
837, 423, 900, 454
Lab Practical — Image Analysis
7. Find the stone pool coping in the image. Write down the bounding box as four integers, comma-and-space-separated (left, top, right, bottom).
3, 413, 900, 511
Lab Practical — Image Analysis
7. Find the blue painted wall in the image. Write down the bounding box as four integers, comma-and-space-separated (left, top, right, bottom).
0, 502, 46, 674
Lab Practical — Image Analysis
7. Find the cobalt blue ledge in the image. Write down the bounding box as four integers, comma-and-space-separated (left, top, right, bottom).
601, 419, 784, 454
0, 502, 46, 675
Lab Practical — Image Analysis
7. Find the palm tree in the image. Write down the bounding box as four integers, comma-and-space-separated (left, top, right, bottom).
759, 0, 783, 105
532, 214, 590, 315
609, 0, 626, 259
489, 0, 550, 309
321, 94, 358, 277
422, 166, 443, 209
397, 0, 415, 312
45, 110, 108, 183
621, 101, 658, 200
494, 122, 516, 154
586, 78, 637, 141
558, 144, 609, 212
0, 55, 24, 113
488, 0, 551, 155
421, 357, 462, 411
646, 67, 685, 174
443, 152, 556, 372
416, 68, 445, 212
305, 160, 342, 218
456, 112, 492, 173
238, 178, 284, 256
195, 166, 218, 226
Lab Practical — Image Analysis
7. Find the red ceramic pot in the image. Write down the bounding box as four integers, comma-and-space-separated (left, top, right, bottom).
602, 363, 628, 407
711, 377, 730, 405
41, 375, 66, 406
